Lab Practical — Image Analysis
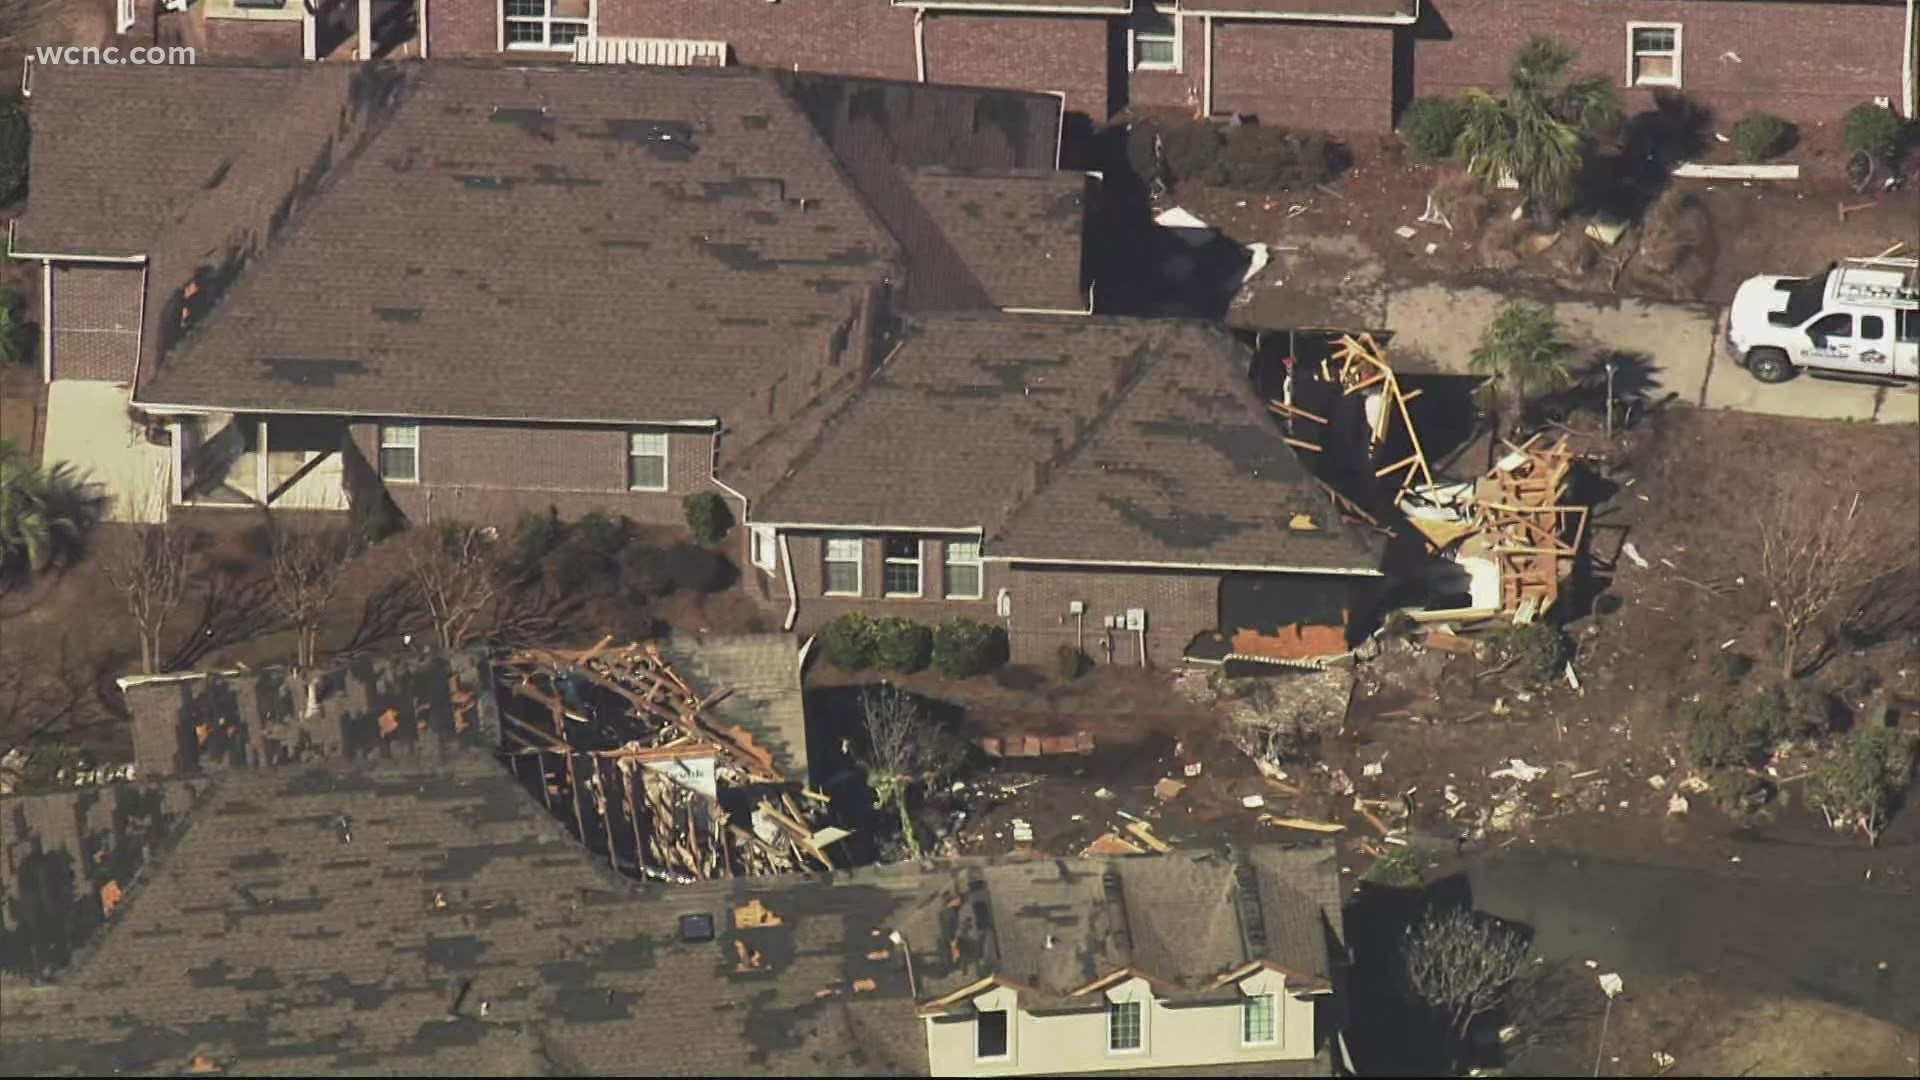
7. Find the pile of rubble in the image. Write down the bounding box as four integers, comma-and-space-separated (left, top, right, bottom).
495, 638, 837, 882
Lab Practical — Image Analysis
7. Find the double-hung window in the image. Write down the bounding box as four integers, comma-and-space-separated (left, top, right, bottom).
1241, 993, 1278, 1045
824, 536, 863, 596
943, 540, 983, 600
1108, 1000, 1142, 1053
1131, 7, 1178, 72
378, 423, 418, 483
883, 537, 922, 598
1628, 24, 1681, 87
504, 0, 591, 51
628, 431, 668, 491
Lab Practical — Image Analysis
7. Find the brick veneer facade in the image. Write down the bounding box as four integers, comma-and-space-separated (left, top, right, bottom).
46, 264, 143, 383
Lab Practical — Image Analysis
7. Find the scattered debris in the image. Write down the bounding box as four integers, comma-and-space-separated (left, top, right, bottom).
1652, 1051, 1676, 1071
1488, 796, 1534, 832
734, 898, 783, 929
1621, 541, 1650, 569
1153, 777, 1188, 802
1093, 787, 1116, 800
1241, 794, 1266, 809
1491, 758, 1548, 783
1124, 821, 1173, 852
1598, 972, 1624, 997
1362, 752, 1388, 778
1183, 761, 1204, 778
1677, 774, 1711, 796
851, 978, 877, 993
99, 880, 124, 917
1395, 225, 1418, 239
1667, 795, 1690, 816
1262, 815, 1345, 834
1083, 832, 1147, 857
1648, 775, 1668, 790
1011, 819, 1035, 845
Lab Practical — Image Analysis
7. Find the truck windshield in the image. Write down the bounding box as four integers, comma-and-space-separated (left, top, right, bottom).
1767, 271, 1830, 327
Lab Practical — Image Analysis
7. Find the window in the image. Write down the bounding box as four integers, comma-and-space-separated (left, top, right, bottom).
750, 525, 777, 573
976, 1009, 1009, 1060
504, 0, 591, 50
1807, 313, 1854, 345
1897, 310, 1919, 343
1628, 24, 1681, 87
824, 535, 862, 596
1131, 7, 1178, 72
1108, 1000, 1142, 1053
628, 431, 668, 491
378, 423, 418, 483
1860, 315, 1886, 340
943, 540, 983, 600
882, 536, 922, 597
1241, 994, 1278, 1045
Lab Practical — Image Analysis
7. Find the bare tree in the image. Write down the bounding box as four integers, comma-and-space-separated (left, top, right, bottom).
1404, 907, 1531, 1040
266, 521, 357, 669
1750, 484, 1915, 678
403, 522, 500, 651
103, 519, 197, 674
857, 684, 967, 860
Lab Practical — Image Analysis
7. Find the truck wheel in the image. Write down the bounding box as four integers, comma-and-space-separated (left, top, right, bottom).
1747, 348, 1793, 383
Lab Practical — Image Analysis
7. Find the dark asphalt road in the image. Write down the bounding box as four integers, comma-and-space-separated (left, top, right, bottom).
1465, 848, 1920, 1029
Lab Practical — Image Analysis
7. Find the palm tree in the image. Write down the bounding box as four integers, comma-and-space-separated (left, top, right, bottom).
1456, 36, 1623, 225
1469, 301, 1575, 426
0, 441, 103, 578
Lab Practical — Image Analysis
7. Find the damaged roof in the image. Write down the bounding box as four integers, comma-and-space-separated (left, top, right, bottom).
15, 62, 1087, 436
656, 634, 810, 782
752, 313, 1382, 571
0, 734, 1334, 1076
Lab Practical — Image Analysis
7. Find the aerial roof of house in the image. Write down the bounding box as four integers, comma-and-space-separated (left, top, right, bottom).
13, 62, 1082, 436
0, 732, 1339, 1075
750, 313, 1383, 572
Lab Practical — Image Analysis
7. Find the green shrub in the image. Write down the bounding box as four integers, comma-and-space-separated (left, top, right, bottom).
0, 101, 26, 207
819, 613, 878, 671
1215, 124, 1336, 190
682, 492, 733, 545
573, 509, 632, 554
541, 541, 612, 595
1707, 769, 1775, 819
1728, 111, 1792, 163
1841, 102, 1905, 161
1683, 686, 1817, 770
931, 617, 1008, 678
1487, 621, 1570, 686
508, 509, 564, 577
1400, 96, 1466, 159
1158, 121, 1225, 184
1808, 727, 1918, 844
871, 616, 933, 674
1363, 847, 1423, 888
1707, 649, 1753, 684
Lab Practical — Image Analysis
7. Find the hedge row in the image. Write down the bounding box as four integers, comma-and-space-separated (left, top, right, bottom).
817, 613, 1008, 678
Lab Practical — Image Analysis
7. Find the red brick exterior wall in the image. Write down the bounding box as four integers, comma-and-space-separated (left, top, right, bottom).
1212, 19, 1396, 133
47, 264, 142, 383
923, 13, 1110, 120
1127, 11, 1205, 114
347, 421, 726, 527
200, 17, 305, 60
1412, 0, 1908, 125
597, 0, 919, 79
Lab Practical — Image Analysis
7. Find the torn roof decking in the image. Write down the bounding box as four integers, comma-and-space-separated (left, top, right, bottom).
754, 313, 1383, 571
0, 735, 1338, 1076
657, 634, 810, 782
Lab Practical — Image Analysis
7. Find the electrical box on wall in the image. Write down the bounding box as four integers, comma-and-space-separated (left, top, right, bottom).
1104, 615, 1121, 629
1068, 600, 1085, 615
1124, 608, 1146, 631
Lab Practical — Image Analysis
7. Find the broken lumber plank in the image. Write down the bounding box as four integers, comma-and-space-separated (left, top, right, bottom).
1262, 815, 1346, 834
1123, 821, 1173, 853
1266, 401, 1330, 424
1284, 437, 1324, 453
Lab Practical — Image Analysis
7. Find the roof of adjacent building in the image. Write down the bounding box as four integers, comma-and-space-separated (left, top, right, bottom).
0, 738, 1339, 1076
14, 62, 1080, 434
752, 313, 1382, 571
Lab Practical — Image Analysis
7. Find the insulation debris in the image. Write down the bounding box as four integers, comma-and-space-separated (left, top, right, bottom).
495, 639, 830, 883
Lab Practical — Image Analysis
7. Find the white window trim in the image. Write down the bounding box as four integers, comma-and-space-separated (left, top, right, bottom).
750, 525, 778, 573
502, 0, 594, 52
377, 422, 419, 485
1128, 5, 1181, 74
1240, 992, 1279, 1046
1106, 999, 1146, 1055
1626, 22, 1682, 88
627, 430, 669, 492
943, 540, 984, 600
883, 537, 924, 599
975, 1009, 1012, 1062
824, 535, 863, 597
115, 0, 136, 33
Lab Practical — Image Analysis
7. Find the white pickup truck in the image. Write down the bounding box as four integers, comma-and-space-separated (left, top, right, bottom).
1726, 256, 1919, 383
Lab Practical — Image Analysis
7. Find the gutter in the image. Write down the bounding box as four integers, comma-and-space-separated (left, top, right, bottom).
779, 532, 800, 631
707, 427, 754, 555
751, 521, 985, 534
38, 259, 50, 382
128, 399, 725, 427
982, 554, 1384, 575
7, 221, 150, 265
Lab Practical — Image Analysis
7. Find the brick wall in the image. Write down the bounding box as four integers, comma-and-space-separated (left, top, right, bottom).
201, 17, 305, 59
1412, 0, 1908, 125
600, 0, 918, 78
782, 531, 1000, 625
1005, 564, 1217, 668
47, 264, 142, 383
347, 420, 725, 527
924, 13, 1110, 121
1127, 11, 1206, 114
1212, 20, 1396, 133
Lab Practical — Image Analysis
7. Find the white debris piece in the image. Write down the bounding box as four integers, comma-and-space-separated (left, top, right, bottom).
1565, 663, 1581, 691
1241, 794, 1266, 809
1621, 541, 1650, 569
1011, 819, 1034, 844
1094, 787, 1116, 800
1395, 225, 1418, 239
1648, 775, 1668, 790
1652, 1051, 1676, 1070
1667, 794, 1690, 816
1677, 775, 1711, 795
1598, 973, 1624, 998
1362, 753, 1388, 778
1491, 758, 1548, 783
1488, 796, 1534, 832
1425, 242, 1439, 254
1183, 761, 1204, 778
1240, 242, 1271, 287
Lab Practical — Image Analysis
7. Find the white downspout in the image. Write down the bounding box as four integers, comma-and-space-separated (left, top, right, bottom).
38, 258, 51, 383
1202, 15, 1214, 118
358, 0, 373, 60
914, 11, 927, 83
302, 0, 317, 62
419, 0, 429, 58
779, 533, 800, 631
1904, 0, 1917, 118
256, 418, 270, 504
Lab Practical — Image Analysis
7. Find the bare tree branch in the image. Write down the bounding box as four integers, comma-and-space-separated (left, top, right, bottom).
1404, 907, 1531, 1039
402, 522, 500, 652
857, 684, 967, 860
265, 520, 356, 669
1748, 482, 1916, 679
102, 519, 197, 675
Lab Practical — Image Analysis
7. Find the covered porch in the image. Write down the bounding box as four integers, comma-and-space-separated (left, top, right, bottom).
173, 413, 354, 513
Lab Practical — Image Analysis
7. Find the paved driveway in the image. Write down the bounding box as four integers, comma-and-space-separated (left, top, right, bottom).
1381, 284, 1919, 425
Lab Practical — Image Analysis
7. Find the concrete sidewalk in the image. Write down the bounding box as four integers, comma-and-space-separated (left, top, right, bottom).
1383, 284, 1920, 425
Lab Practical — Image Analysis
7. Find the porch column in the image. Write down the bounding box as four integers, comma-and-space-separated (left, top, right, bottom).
358, 0, 373, 60
303, 0, 317, 61
169, 422, 184, 506
256, 418, 270, 505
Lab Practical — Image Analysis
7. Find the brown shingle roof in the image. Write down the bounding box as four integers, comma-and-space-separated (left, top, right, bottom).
753, 313, 1381, 571
908, 169, 1089, 311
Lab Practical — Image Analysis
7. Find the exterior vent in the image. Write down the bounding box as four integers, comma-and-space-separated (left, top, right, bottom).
573, 36, 729, 67
677, 913, 716, 942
